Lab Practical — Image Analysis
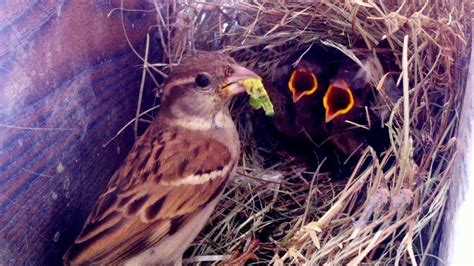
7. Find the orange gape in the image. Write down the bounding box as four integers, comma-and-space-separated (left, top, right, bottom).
323, 79, 355, 122
288, 66, 318, 102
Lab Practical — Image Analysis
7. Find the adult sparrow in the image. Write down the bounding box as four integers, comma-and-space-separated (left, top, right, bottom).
63, 52, 260, 265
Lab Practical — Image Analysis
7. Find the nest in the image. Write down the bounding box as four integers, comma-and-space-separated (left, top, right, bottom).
118, 1, 470, 264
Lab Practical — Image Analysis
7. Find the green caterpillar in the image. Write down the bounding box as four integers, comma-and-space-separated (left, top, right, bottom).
240, 79, 275, 117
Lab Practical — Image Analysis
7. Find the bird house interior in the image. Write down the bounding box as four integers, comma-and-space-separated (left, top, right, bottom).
0, 1, 471, 265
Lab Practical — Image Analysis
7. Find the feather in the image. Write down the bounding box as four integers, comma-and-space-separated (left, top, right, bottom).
64, 119, 236, 265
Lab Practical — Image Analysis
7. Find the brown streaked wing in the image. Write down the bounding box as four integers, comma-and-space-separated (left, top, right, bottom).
64, 122, 235, 264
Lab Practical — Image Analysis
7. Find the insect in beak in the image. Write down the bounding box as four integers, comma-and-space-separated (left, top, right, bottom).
222, 64, 260, 97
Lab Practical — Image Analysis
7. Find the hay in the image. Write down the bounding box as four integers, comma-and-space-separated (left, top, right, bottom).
122, 0, 469, 264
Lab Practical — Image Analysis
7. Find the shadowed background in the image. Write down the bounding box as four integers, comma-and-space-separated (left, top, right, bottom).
0, 1, 158, 264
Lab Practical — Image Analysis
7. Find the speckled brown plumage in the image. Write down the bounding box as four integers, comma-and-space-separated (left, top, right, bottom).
63, 52, 260, 265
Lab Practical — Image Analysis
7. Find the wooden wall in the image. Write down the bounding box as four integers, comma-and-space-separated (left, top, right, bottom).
0, 1, 158, 264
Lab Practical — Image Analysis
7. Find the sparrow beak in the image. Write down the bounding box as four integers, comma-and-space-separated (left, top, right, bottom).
288, 67, 318, 103
222, 64, 260, 97
323, 79, 355, 122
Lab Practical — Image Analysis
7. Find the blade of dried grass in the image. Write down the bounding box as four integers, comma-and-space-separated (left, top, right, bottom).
397, 35, 412, 192
133, 33, 150, 139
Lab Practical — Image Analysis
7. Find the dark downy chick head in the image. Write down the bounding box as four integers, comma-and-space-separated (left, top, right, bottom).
286, 57, 328, 103
161, 52, 259, 117
323, 56, 380, 123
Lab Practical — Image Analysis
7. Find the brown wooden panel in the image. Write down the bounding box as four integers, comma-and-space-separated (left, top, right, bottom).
0, 1, 158, 264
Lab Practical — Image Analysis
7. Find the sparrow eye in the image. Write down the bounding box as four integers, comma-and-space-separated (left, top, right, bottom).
195, 74, 211, 88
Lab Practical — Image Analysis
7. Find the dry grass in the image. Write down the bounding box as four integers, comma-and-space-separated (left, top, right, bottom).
119, 0, 470, 265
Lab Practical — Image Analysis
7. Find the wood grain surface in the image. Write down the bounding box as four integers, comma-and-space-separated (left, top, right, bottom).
0, 1, 159, 264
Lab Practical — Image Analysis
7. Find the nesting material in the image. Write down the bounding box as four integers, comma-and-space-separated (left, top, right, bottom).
125, 1, 469, 264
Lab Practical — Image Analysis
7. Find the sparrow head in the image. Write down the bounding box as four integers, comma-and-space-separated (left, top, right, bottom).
161, 52, 259, 118
323, 79, 355, 122
288, 66, 318, 103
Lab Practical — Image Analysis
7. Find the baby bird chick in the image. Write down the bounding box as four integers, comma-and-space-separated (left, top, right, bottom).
266, 52, 332, 145
323, 55, 389, 157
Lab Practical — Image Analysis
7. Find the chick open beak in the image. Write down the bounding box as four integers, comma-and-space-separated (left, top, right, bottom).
222, 64, 260, 97
291, 91, 305, 103
323, 79, 355, 122
288, 67, 318, 103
